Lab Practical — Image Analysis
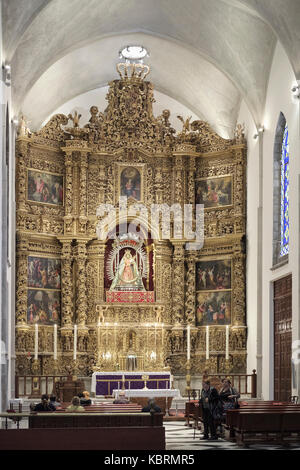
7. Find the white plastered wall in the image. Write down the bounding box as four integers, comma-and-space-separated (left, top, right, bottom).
0, 0, 16, 411
238, 41, 300, 399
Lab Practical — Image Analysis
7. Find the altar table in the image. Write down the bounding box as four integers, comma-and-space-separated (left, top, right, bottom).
112, 389, 180, 415
92, 371, 171, 396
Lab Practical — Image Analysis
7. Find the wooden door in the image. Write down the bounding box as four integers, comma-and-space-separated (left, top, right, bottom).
274, 274, 292, 401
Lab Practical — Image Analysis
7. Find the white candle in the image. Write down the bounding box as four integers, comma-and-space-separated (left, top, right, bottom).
187, 325, 191, 360
73, 324, 77, 360
97, 320, 100, 362
34, 323, 38, 360
206, 326, 209, 360
226, 325, 229, 360
53, 324, 57, 360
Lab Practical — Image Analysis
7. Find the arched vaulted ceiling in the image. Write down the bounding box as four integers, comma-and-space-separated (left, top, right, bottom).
2, 0, 300, 137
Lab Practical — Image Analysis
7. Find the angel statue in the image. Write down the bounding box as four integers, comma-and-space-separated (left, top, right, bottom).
177, 115, 192, 134
68, 110, 82, 128
110, 249, 145, 291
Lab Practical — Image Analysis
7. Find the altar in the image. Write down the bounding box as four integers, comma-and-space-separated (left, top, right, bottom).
92, 371, 172, 397
112, 388, 180, 415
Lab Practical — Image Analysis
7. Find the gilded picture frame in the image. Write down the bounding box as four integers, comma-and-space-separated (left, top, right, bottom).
196, 290, 231, 326
195, 174, 232, 209
115, 163, 146, 204
27, 168, 64, 206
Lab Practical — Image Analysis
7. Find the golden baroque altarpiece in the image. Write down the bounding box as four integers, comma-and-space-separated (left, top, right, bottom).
15, 63, 247, 379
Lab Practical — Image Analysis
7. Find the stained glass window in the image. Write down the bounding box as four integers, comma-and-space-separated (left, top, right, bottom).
280, 124, 289, 256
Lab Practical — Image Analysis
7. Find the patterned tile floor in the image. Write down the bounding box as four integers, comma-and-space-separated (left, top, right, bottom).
164, 420, 300, 451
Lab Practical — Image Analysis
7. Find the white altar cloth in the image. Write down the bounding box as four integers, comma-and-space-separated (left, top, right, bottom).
112, 389, 180, 398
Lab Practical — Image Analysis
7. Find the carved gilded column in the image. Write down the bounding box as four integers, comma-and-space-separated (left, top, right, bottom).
185, 254, 196, 325
63, 150, 74, 235
173, 154, 184, 207
233, 145, 246, 232
78, 151, 89, 234
154, 166, 164, 204
171, 241, 185, 325
16, 234, 29, 326
154, 240, 172, 304
232, 249, 246, 326
187, 155, 196, 207
60, 239, 73, 327
15, 138, 29, 212
74, 239, 88, 327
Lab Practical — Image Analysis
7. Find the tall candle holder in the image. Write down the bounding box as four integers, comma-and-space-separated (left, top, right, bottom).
53, 358, 59, 376
185, 359, 191, 396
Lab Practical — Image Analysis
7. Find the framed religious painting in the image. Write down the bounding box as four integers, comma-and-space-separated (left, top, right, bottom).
195, 174, 232, 209
28, 256, 61, 290
115, 163, 145, 203
27, 169, 64, 205
196, 290, 231, 326
27, 289, 61, 325
196, 259, 231, 291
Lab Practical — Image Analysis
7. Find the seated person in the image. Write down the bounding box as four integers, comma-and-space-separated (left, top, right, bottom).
66, 396, 85, 412
142, 398, 161, 413
113, 390, 129, 404
79, 390, 92, 406
33, 394, 56, 412
49, 395, 61, 409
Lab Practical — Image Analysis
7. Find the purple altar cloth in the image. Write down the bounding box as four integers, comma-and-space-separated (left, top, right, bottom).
95, 373, 171, 396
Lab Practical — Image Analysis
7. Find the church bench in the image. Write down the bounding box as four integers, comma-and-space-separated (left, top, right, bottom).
185, 400, 198, 427
55, 403, 143, 413
28, 411, 163, 428
225, 408, 300, 446
0, 425, 165, 450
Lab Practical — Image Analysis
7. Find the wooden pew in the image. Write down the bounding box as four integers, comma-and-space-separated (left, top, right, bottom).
55, 403, 143, 413
0, 426, 165, 450
28, 411, 163, 428
0, 411, 165, 450
225, 404, 300, 446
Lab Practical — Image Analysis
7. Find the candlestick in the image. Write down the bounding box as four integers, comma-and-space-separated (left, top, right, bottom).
53, 324, 57, 360
97, 319, 100, 363
73, 324, 77, 361
206, 325, 209, 360
34, 323, 38, 360
226, 325, 229, 360
187, 324, 191, 360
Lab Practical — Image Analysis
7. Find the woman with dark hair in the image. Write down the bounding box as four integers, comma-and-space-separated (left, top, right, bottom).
219, 378, 240, 412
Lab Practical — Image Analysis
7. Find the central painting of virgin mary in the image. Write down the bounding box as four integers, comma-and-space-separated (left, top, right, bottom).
110, 249, 145, 291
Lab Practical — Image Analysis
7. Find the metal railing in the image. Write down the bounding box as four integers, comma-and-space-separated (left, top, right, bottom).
188, 370, 257, 400
15, 375, 68, 398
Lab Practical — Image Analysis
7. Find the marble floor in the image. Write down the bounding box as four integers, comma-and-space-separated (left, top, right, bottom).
164, 420, 300, 451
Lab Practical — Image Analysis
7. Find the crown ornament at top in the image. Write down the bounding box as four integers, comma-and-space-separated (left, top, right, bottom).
116, 62, 151, 81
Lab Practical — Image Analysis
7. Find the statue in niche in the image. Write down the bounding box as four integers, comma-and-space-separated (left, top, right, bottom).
110, 249, 145, 291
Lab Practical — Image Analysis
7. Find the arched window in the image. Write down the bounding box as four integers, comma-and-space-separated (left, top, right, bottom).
280, 123, 289, 257
273, 113, 289, 265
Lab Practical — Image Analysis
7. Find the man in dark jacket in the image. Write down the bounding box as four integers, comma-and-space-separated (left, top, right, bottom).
33, 394, 56, 412
199, 380, 219, 440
